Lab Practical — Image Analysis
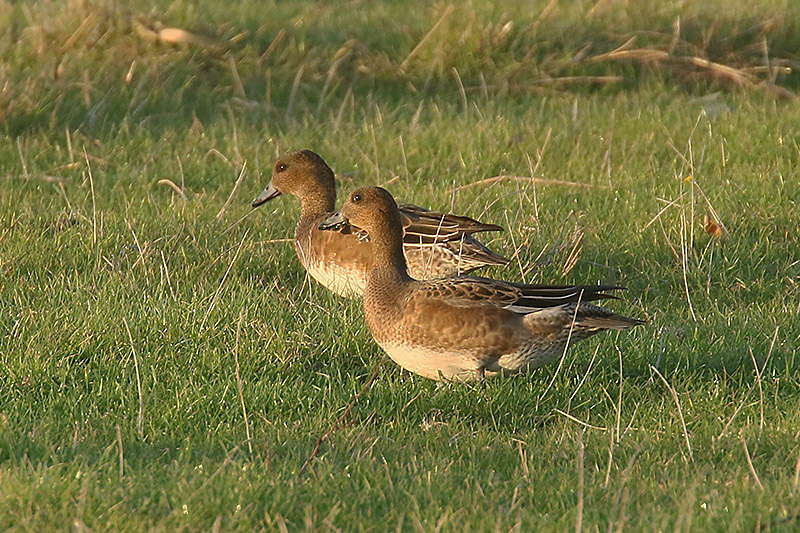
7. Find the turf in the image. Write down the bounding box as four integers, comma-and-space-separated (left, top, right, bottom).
2, 0, 800, 530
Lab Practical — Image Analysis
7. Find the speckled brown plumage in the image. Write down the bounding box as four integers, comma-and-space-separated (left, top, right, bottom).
252, 150, 509, 297
319, 186, 644, 381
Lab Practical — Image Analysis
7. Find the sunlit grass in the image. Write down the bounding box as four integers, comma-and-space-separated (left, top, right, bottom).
1, 0, 800, 530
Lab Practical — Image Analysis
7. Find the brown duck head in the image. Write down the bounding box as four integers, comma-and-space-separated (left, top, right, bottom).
319, 187, 405, 247
251, 150, 337, 215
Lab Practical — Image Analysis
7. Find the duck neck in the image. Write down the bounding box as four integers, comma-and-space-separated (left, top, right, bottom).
369, 220, 411, 282
298, 184, 337, 223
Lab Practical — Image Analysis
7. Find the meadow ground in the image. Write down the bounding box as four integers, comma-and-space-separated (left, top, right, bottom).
1, 0, 800, 530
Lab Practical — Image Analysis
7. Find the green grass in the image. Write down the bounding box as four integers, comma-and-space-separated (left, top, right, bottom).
2, 0, 800, 530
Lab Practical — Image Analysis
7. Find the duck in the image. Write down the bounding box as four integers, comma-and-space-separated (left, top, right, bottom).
252, 150, 509, 297
318, 186, 643, 381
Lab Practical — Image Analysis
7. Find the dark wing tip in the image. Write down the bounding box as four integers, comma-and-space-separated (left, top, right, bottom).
398, 204, 505, 236
504, 282, 630, 309
578, 285, 625, 301
472, 222, 505, 233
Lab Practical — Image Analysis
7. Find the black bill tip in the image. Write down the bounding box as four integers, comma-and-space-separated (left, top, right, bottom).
252, 183, 282, 208
318, 210, 348, 231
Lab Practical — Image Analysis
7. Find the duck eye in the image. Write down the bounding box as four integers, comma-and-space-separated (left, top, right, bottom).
352, 193, 362, 203
277, 164, 287, 172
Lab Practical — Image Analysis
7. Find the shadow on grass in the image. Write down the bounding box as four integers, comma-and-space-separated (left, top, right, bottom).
4, 1, 800, 137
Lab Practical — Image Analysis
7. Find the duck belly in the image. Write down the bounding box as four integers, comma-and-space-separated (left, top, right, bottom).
377, 340, 486, 382
303, 257, 366, 297
378, 336, 569, 381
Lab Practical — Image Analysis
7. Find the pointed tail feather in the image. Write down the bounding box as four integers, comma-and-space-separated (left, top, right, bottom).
524, 302, 644, 335
576, 310, 644, 330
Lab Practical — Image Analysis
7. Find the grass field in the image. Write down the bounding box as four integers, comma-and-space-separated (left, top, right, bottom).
2, 0, 800, 530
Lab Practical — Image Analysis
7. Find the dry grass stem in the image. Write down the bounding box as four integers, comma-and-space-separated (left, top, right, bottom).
399, 4, 455, 72
679, 205, 697, 322
742, 438, 764, 490
16, 138, 28, 178
285, 64, 305, 121
516, 440, 531, 481
258, 29, 287, 67
254, 238, 293, 245
742, 65, 791, 75
684, 56, 754, 86
160, 250, 176, 300
157, 179, 188, 200
234, 308, 253, 457
561, 229, 583, 276
219, 208, 258, 239
576, 429, 584, 533
554, 409, 607, 432
793, 449, 800, 494
452, 68, 468, 111
455, 175, 602, 192
61, 13, 98, 54
83, 149, 97, 250
535, 75, 624, 85
748, 346, 765, 436
0, 213, 21, 245
124, 218, 149, 281
616, 345, 623, 443
651, 365, 693, 462
579, 33, 796, 98
116, 424, 124, 481
715, 327, 778, 445
205, 148, 234, 167
567, 345, 599, 409
473, 127, 550, 224
539, 291, 583, 402
134, 20, 225, 50
589, 46, 669, 64
200, 230, 249, 332
657, 217, 680, 262
380, 175, 401, 187
122, 318, 144, 440
503, 210, 527, 282
216, 161, 248, 220
604, 421, 616, 489
532, 0, 559, 31
316, 49, 349, 116
621, 401, 642, 440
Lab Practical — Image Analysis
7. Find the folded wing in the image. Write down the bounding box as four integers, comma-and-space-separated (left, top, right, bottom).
413, 276, 623, 314
398, 204, 504, 244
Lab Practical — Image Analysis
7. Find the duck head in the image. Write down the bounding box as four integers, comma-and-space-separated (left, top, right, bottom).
252, 150, 336, 212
